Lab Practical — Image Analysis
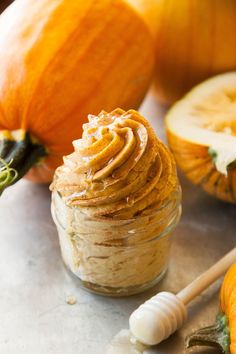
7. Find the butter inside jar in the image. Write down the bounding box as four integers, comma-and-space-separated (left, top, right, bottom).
50, 109, 181, 296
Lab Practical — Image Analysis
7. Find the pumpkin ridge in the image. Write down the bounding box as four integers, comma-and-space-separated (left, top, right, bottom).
178, 157, 212, 173
68, 3, 153, 109
227, 170, 236, 202
186, 159, 215, 185
36, 21, 152, 144
75, 23, 148, 108
208, 0, 216, 76
22, 0, 100, 130
112, 43, 154, 107
0, 103, 7, 128
201, 168, 225, 197
25, 1, 151, 138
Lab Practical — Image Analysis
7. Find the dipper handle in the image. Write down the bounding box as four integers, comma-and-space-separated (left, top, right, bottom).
129, 248, 236, 346
177, 248, 236, 305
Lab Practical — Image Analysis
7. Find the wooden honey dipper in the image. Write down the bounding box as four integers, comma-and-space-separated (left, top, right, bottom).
129, 248, 236, 346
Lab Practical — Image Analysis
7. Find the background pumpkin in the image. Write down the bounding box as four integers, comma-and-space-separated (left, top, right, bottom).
0, 0, 154, 192
128, 0, 236, 104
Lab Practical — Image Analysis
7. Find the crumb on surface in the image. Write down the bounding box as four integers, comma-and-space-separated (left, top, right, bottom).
66, 295, 77, 305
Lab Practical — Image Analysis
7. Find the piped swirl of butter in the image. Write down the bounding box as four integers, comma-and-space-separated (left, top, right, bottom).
51, 109, 178, 219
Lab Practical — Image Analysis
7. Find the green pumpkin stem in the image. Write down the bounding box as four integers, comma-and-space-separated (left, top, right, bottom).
0, 130, 47, 194
186, 314, 230, 354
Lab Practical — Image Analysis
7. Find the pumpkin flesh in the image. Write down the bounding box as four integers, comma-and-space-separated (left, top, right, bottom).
166, 72, 236, 204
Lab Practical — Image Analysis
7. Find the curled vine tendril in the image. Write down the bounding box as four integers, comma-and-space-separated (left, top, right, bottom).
0, 158, 18, 190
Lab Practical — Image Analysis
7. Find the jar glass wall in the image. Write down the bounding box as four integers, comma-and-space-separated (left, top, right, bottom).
51, 186, 181, 297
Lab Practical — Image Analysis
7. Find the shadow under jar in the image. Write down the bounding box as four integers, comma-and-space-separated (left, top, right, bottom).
51, 186, 181, 297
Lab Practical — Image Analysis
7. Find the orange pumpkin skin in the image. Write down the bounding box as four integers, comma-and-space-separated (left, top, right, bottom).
128, 0, 236, 104
0, 0, 154, 183
220, 263, 236, 354
153, 0, 236, 104
167, 130, 236, 204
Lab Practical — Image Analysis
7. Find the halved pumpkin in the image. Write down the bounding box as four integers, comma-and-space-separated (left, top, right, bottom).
165, 72, 236, 204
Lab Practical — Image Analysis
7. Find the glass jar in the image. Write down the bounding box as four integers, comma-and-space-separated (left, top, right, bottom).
51, 186, 181, 297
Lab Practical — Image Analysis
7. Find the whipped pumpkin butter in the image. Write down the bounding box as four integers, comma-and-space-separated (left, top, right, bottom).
50, 109, 181, 296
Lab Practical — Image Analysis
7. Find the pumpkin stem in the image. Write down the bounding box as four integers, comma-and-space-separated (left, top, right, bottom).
0, 130, 47, 194
185, 313, 230, 354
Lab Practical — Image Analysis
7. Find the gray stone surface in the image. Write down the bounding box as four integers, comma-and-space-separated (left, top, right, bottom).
0, 94, 235, 354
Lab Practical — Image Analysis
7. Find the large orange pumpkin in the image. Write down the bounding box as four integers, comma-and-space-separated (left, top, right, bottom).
0, 0, 154, 192
128, 0, 236, 104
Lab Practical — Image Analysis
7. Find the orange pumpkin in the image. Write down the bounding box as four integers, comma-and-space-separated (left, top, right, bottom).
186, 262, 236, 354
220, 263, 236, 354
0, 0, 154, 192
128, 0, 236, 104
